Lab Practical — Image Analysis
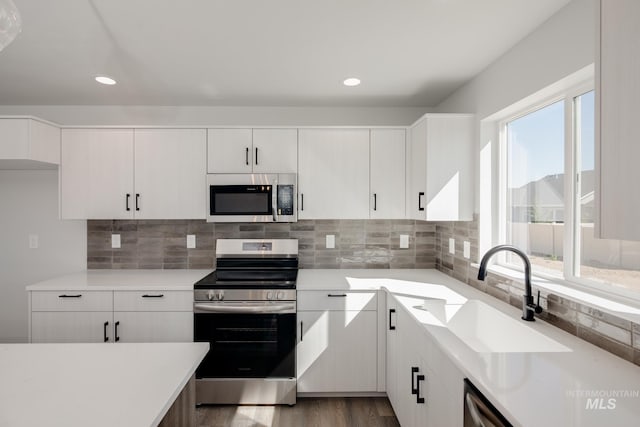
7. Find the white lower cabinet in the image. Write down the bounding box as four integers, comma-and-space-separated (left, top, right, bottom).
29, 290, 193, 343
297, 291, 378, 393
31, 311, 113, 343
112, 311, 192, 343
386, 294, 464, 427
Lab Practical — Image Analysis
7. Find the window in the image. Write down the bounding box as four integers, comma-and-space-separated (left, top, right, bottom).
504, 99, 565, 277
500, 87, 640, 299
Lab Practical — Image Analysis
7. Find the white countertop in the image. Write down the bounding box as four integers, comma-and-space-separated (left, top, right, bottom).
0, 342, 208, 427
26, 269, 213, 291
297, 269, 640, 427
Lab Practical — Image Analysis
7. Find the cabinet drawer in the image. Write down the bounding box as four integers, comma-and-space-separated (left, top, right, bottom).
297, 291, 377, 311
31, 291, 113, 312
113, 290, 193, 311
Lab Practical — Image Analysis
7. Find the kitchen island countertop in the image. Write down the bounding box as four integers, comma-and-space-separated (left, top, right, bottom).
0, 342, 208, 427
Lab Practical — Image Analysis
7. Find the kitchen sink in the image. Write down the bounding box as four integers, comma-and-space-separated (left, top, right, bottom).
422, 299, 571, 353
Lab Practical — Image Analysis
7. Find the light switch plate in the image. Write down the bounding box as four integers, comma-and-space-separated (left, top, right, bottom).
29, 234, 38, 249
449, 238, 455, 255
464, 241, 471, 259
399, 234, 409, 249
111, 234, 121, 249
187, 234, 196, 249
326, 234, 335, 249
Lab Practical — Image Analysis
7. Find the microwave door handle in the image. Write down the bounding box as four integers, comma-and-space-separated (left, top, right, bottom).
272, 183, 278, 222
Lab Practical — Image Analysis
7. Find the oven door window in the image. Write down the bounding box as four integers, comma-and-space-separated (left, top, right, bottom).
194, 313, 295, 378
210, 185, 272, 215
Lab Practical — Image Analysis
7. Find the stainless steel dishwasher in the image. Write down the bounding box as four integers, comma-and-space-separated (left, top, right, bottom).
464, 379, 514, 427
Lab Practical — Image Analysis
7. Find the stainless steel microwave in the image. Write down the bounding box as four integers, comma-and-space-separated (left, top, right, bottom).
206, 174, 297, 223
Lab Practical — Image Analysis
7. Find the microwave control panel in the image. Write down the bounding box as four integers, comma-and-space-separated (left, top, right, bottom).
277, 185, 294, 216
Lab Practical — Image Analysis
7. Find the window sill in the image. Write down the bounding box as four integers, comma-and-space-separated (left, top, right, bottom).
471, 263, 640, 325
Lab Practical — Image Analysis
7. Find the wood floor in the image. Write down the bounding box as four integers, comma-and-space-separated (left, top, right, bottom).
196, 397, 400, 427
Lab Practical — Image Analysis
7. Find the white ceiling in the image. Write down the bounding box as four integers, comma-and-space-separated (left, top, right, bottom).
0, 0, 571, 107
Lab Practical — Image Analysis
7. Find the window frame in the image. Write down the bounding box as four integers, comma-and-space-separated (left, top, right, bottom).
494, 80, 640, 303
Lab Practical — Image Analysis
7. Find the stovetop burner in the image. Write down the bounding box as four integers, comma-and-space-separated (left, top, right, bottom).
194, 271, 297, 290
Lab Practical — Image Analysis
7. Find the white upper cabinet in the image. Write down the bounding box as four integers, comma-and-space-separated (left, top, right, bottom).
596, 0, 640, 240
207, 128, 297, 173
407, 114, 474, 221
252, 129, 297, 173
61, 129, 134, 220
0, 118, 60, 168
207, 129, 253, 173
134, 129, 206, 219
61, 128, 206, 220
298, 129, 370, 219
370, 129, 406, 219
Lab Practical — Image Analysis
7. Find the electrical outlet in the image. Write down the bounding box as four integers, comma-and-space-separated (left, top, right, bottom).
464, 241, 471, 259
111, 234, 121, 249
29, 234, 39, 249
449, 238, 455, 255
399, 234, 409, 249
326, 234, 335, 249
187, 234, 196, 249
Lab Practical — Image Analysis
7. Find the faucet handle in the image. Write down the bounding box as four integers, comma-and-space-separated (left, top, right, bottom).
534, 290, 543, 314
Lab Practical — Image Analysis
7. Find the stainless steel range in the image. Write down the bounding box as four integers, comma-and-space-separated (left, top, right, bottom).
194, 239, 298, 405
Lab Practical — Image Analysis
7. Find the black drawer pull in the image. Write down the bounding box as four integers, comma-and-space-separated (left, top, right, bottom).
126, 193, 131, 211
389, 308, 396, 330
327, 293, 347, 297
416, 374, 425, 404
115, 321, 120, 342
418, 192, 425, 211
245, 147, 249, 165
142, 294, 164, 298
135, 193, 140, 211
58, 294, 82, 298
103, 321, 109, 342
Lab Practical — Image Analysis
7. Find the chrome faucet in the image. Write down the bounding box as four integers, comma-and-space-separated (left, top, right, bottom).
477, 245, 542, 321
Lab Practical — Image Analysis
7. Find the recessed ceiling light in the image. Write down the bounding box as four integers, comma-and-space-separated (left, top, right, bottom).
95, 76, 117, 85
343, 78, 361, 87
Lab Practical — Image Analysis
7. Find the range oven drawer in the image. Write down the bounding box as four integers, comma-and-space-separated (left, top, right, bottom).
194, 312, 296, 379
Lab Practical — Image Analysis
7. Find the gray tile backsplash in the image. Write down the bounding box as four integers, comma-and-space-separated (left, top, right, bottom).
87, 219, 435, 270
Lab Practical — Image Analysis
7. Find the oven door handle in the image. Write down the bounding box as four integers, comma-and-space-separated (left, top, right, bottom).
194, 303, 296, 314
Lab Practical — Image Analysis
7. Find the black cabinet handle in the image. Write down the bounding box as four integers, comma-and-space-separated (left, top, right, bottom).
418, 192, 425, 211
255, 147, 258, 165
389, 308, 396, 330
142, 294, 164, 298
373, 193, 377, 211
411, 367, 419, 394
135, 194, 140, 211
300, 193, 304, 211
126, 193, 131, 212
327, 293, 347, 297
103, 321, 109, 342
245, 147, 249, 165
416, 374, 425, 404
58, 294, 82, 298
115, 321, 120, 342
300, 321, 304, 342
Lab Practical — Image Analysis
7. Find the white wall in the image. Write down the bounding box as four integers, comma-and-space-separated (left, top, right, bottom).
436, 0, 595, 118
0, 106, 429, 127
0, 170, 86, 342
